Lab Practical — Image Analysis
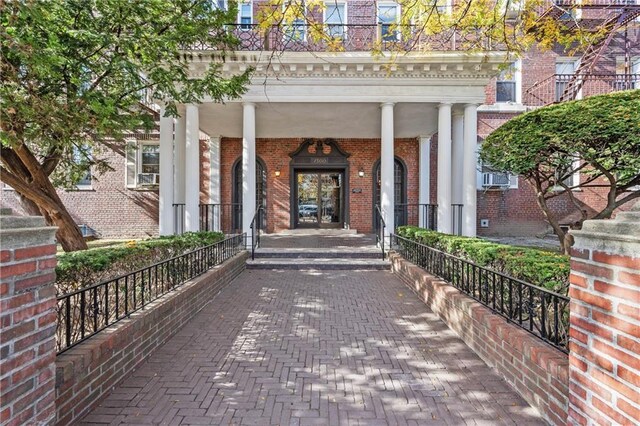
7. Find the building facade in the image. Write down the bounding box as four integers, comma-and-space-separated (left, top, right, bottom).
2, 0, 639, 240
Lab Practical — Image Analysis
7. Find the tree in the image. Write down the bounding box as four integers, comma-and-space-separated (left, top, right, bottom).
1, 0, 250, 251
480, 90, 640, 253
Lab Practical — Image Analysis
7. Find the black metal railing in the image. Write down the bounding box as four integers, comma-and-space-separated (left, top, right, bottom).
390, 234, 569, 352
56, 234, 246, 353
173, 203, 185, 235
249, 206, 264, 260
524, 73, 640, 106
452, 204, 463, 236
374, 205, 386, 260
199, 203, 243, 234
393, 203, 438, 230
192, 24, 498, 52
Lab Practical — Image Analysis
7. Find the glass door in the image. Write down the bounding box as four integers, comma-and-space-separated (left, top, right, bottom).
297, 173, 319, 226
295, 171, 343, 228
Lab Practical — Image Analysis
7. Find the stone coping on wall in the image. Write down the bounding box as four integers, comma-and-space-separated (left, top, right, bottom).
389, 252, 570, 426
54, 251, 248, 425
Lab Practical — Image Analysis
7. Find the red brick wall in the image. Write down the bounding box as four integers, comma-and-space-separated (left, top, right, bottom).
0, 218, 58, 426
54, 252, 248, 425
0, 147, 159, 239
390, 253, 569, 425
568, 244, 640, 425
220, 137, 419, 233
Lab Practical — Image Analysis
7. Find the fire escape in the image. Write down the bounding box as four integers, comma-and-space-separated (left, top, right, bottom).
525, 0, 640, 106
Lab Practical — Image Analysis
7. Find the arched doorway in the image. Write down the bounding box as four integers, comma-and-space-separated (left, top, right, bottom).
232, 157, 267, 230
373, 157, 407, 227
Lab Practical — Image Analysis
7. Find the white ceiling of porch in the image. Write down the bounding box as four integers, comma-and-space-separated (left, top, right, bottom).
198, 102, 439, 139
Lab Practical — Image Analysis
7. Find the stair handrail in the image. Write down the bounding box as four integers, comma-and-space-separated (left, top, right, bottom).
250, 205, 264, 260
374, 205, 386, 260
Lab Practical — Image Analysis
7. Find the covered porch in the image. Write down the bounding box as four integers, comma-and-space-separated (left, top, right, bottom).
158, 52, 505, 241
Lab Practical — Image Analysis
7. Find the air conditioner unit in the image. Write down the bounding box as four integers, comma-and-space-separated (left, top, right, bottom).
138, 173, 160, 185
482, 172, 511, 188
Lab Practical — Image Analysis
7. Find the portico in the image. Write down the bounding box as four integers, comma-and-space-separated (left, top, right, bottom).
158, 52, 504, 242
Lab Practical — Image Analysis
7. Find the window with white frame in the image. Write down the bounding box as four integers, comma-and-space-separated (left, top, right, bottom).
126, 141, 160, 188
239, 1, 252, 30
283, 0, 306, 42
325, 2, 346, 39
555, 60, 578, 101
496, 63, 517, 103
378, 2, 400, 42
554, 156, 580, 190
73, 145, 92, 189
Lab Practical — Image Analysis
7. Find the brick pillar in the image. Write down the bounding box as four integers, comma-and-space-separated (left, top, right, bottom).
568, 202, 640, 425
0, 209, 58, 425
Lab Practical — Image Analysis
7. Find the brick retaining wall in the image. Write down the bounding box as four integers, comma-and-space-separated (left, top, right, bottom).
390, 252, 569, 425
55, 251, 248, 425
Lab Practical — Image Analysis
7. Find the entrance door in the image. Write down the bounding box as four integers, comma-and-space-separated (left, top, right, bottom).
296, 171, 343, 228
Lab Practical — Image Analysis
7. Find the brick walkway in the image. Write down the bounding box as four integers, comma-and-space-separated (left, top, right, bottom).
80, 269, 544, 425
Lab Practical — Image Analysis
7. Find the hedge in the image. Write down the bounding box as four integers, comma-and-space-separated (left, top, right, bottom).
395, 226, 570, 295
56, 232, 225, 294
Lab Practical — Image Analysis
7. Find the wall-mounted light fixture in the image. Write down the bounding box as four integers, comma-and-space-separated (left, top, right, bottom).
358, 170, 365, 178
274, 170, 281, 177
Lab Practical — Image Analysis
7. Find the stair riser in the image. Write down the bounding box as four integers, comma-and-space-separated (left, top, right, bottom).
254, 252, 382, 259
246, 264, 390, 271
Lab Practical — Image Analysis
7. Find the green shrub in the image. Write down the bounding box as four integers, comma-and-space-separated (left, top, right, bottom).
56, 232, 224, 294
396, 226, 569, 294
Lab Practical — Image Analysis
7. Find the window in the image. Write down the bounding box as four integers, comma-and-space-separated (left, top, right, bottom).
213, 0, 227, 10
325, 2, 346, 39
125, 141, 160, 188
378, 3, 399, 42
239, 1, 252, 30
373, 157, 407, 226
283, 0, 306, 42
555, 60, 577, 102
232, 157, 267, 230
496, 64, 517, 103
73, 145, 92, 189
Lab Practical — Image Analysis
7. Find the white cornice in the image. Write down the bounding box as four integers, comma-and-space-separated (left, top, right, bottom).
187, 50, 507, 81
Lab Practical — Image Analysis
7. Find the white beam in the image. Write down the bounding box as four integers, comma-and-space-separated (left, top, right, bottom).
462, 104, 478, 237
380, 102, 395, 236
451, 111, 464, 204
437, 103, 453, 234
418, 136, 431, 228
242, 103, 256, 243
209, 136, 221, 232
158, 109, 174, 236
185, 104, 200, 232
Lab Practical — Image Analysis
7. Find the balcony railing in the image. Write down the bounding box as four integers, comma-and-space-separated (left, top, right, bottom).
524, 73, 640, 106
191, 24, 499, 52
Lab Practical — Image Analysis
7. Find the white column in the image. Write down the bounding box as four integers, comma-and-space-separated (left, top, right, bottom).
184, 104, 200, 232
242, 103, 256, 243
418, 136, 431, 228
437, 103, 453, 234
451, 111, 464, 205
158, 109, 174, 236
174, 112, 186, 204
209, 136, 221, 232
462, 103, 478, 237
380, 102, 395, 236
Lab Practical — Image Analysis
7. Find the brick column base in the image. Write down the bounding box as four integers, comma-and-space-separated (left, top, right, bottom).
568, 202, 640, 425
0, 210, 58, 425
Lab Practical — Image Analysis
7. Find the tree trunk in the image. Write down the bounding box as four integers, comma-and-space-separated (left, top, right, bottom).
531, 181, 569, 254
1, 146, 89, 252
18, 193, 42, 216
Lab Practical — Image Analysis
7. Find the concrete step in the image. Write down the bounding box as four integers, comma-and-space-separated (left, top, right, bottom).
254, 248, 383, 259
246, 258, 391, 270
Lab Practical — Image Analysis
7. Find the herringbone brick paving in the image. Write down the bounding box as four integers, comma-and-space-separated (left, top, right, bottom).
80, 269, 544, 425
